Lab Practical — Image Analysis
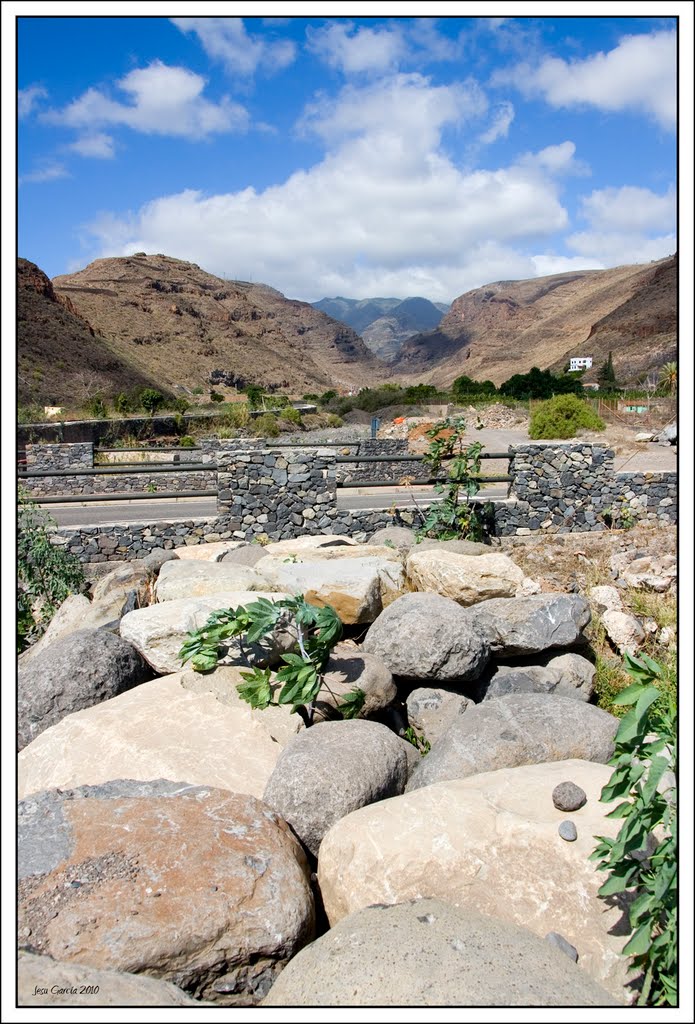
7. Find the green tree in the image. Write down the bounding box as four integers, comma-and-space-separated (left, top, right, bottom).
598, 351, 617, 388
500, 367, 582, 400
245, 384, 264, 410
140, 388, 164, 416
658, 362, 677, 395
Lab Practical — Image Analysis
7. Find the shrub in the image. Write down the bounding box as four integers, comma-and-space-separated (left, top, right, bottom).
226, 403, 251, 429
140, 388, 164, 416
114, 392, 131, 414
210, 391, 224, 403
180, 596, 363, 726
252, 412, 280, 438
279, 406, 302, 426
86, 396, 107, 419
325, 414, 343, 428
590, 653, 676, 1006
417, 417, 493, 542
529, 394, 605, 439
179, 435, 196, 447
173, 397, 191, 414
245, 384, 264, 410
17, 488, 86, 652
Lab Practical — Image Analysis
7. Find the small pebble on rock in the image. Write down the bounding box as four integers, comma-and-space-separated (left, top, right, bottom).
545, 932, 579, 963
558, 820, 578, 842
552, 781, 587, 812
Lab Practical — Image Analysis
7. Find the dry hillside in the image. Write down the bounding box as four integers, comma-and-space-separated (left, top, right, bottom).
17, 259, 166, 407
397, 256, 677, 387
50, 254, 386, 396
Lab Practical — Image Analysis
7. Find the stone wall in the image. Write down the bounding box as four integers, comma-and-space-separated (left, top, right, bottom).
25, 442, 94, 471
334, 439, 422, 484
23, 469, 215, 498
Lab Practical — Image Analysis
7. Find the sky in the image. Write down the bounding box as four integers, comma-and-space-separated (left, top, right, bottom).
10, 8, 688, 305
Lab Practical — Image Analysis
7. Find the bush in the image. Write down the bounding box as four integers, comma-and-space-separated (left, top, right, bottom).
140, 388, 164, 416
279, 406, 302, 426
179, 435, 196, 447
325, 414, 343, 428
245, 384, 264, 410
226, 403, 251, 429
173, 398, 191, 414
529, 394, 605, 439
210, 391, 224, 403
251, 412, 280, 438
114, 392, 131, 414
17, 488, 86, 652
86, 396, 107, 419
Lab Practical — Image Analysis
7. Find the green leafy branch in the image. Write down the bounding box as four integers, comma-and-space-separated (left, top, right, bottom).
590, 652, 677, 1006
179, 595, 364, 724
417, 417, 493, 542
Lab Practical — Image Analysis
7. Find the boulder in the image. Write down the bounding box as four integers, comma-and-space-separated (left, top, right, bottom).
406, 549, 527, 606
142, 548, 179, 572
18, 672, 290, 800
414, 538, 491, 556
18, 953, 205, 1006
406, 688, 471, 746
362, 592, 489, 682
254, 556, 406, 625
119, 591, 290, 674
317, 761, 634, 1002
18, 781, 314, 1005
220, 543, 270, 567
316, 642, 397, 721
171, 540, 247, 561
262, 542, 402, 563
262, 720, 408, 857
18, 594, 92, 665
262, 898, 618, 1006
588, 585, 623, 613
368, 526, 417, 553
407, 694, 618, 790
600, 609, 645, 655
92, 561, 150, 602
466, 594, 591, 656
263, 535, 358, 556
482, 652, 595, 703
154, 560, 269, 601
18, 629, 151, 751
654, 421, 676, 445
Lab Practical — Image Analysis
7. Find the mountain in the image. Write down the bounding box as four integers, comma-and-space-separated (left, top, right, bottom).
311, 295, 450, 361
17, 258, 166, 407
396, 256, 677, 388
43, 254, 385, 399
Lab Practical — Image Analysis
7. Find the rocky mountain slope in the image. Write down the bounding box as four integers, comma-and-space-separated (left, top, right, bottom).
397, 256, 677, 388
17, 259, 165, 407
42, 254, 386, 399
312, 295, 449, 361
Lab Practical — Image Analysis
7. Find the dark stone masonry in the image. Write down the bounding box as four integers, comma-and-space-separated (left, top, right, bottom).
36, 439, 676, 561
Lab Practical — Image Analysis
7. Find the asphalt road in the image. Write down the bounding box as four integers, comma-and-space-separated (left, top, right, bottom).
45, 498, 219, 528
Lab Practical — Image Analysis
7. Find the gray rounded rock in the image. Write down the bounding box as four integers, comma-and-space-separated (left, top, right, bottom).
263, 720, 408, 857
362, 592, 489, 682
142, 548, 179, 573
368, 527, 417, 553
17, 629, 151, 751
467, 594, 591, 656
407, 694, 618, 791
559, 820, 578, 842
220, 544, 268, 567
552, 781, 588, 811
262, 899, 618, 1006
414, 538, 492, 556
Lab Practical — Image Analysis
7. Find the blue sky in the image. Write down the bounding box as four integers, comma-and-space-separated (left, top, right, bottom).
13, 10, 684, 304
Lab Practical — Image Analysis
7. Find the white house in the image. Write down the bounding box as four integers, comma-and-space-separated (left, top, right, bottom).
569, 357, 593, 371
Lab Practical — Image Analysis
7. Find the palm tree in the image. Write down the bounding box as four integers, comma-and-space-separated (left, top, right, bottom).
658, 362, 677, 395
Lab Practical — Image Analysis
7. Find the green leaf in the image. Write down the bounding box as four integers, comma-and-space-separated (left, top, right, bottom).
190, 651, 220, 672
236, 668, 272, 709
622, 922, 654, 957
612, 681, 649, 706
338, 688, 366, 720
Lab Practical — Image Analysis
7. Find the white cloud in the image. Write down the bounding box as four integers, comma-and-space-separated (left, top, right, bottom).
68, 133, 115, 159
18, 85, 47, 119
81, 74, 575, 303
531, 254, 606, 276
563, 184, 676, 267
306, 21, 406, 75
499, 30, 676, 130
478, 101, 514, 145
19, 162, 68, 185
46, 62, 248, 140
172, 17, 295, 76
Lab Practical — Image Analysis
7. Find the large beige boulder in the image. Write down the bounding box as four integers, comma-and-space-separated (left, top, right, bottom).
119, 590, 290, 673
406, 549, 527, 605
262, 899, 618, 1007
171, 540, 247, 561
317, 760, 635, 1002
154, 559, 269, 601
18, 953, 206, 1006
18, 594, 92, 665
18, 672, 289, 800
18, 781, 315, 1005
254, 556, 406, 624
263, 535, 358, 556
92, 560, 150, 601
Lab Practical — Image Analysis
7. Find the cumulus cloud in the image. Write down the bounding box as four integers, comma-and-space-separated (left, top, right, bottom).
172, 17, 295, 76
18, 85, 47, 118
564, 184, 676, 267
498, 30, 676, 130
46, 62, 248, 140
306, 21, 407, 74
67, 133, 115, 159
81, 74, 576, 302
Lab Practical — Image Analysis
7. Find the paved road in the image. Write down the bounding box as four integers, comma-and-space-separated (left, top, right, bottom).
45, 498, 218, 528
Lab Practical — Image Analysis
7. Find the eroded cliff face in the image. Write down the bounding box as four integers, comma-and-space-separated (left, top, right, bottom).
397, 257, 677, 387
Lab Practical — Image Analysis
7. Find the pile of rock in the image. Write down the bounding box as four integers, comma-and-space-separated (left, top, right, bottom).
18, 527, 659, 1006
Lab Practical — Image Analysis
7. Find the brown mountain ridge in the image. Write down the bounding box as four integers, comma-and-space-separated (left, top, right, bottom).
49, 254, 385, 401
397, 256, 677, 388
